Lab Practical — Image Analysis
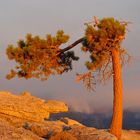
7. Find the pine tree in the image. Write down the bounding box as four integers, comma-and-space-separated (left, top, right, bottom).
6, 17, 130, 140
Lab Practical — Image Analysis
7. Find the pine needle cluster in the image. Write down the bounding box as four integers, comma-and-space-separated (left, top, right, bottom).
6, 30, 70, 80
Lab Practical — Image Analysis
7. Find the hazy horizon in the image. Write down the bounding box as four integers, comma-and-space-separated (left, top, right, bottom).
0, 0, 140, 113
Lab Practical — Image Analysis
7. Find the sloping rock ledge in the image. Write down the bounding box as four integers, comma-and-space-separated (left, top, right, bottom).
0, 91, 140, 140
0, 91, 68, 122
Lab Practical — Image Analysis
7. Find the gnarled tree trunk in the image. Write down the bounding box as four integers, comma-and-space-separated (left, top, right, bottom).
110, 49, 123, 140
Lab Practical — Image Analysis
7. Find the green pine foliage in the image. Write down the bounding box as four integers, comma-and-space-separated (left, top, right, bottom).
6, 17, 130, 91
6, 30, 71, 80
83, 18, 126, 70
81, 17, 129, 85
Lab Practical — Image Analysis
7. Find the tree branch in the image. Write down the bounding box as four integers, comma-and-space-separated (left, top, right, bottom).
59, 37, 84, 54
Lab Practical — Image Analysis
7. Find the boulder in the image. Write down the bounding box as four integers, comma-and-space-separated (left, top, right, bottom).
0, 114, 83, 139
0, 113, 67, 139
45, 100, 68, 113
0, 91, 68, 122
28, 120, 67, 138
68, 125, 117, 140
60, 117, 84, 126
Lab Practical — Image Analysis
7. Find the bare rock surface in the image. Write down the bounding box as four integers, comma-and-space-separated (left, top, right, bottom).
27, 118, 84, 138
45, 100, 68, 113
1, 113, 140, 140
0, 113, 67, 139
68, 125, 117, 140
60, 117, 84, 126
49, 131, 78, 140
0, 118, 43, 140
0, 91, 68, 122
0, 91, 140, 140
121, 130, 140, 140
28, 120, 67, 138
1, 115, 83, 139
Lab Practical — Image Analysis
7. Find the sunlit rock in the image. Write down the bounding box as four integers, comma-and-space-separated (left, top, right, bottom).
49, 131, 78, 140
45, 100, 68, 113
60, 117, 84, 126
0, 91, 140, 140
0, 91, 68, 122
121, 130, 140, 140
0, 118, 43, 140
68, 125, 117, 140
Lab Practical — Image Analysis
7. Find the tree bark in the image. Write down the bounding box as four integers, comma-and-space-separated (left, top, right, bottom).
59, 37, 84, 53
110, 49, 123, 140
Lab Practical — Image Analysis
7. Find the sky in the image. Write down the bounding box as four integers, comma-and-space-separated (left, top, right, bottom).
0, 0, 140, 113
